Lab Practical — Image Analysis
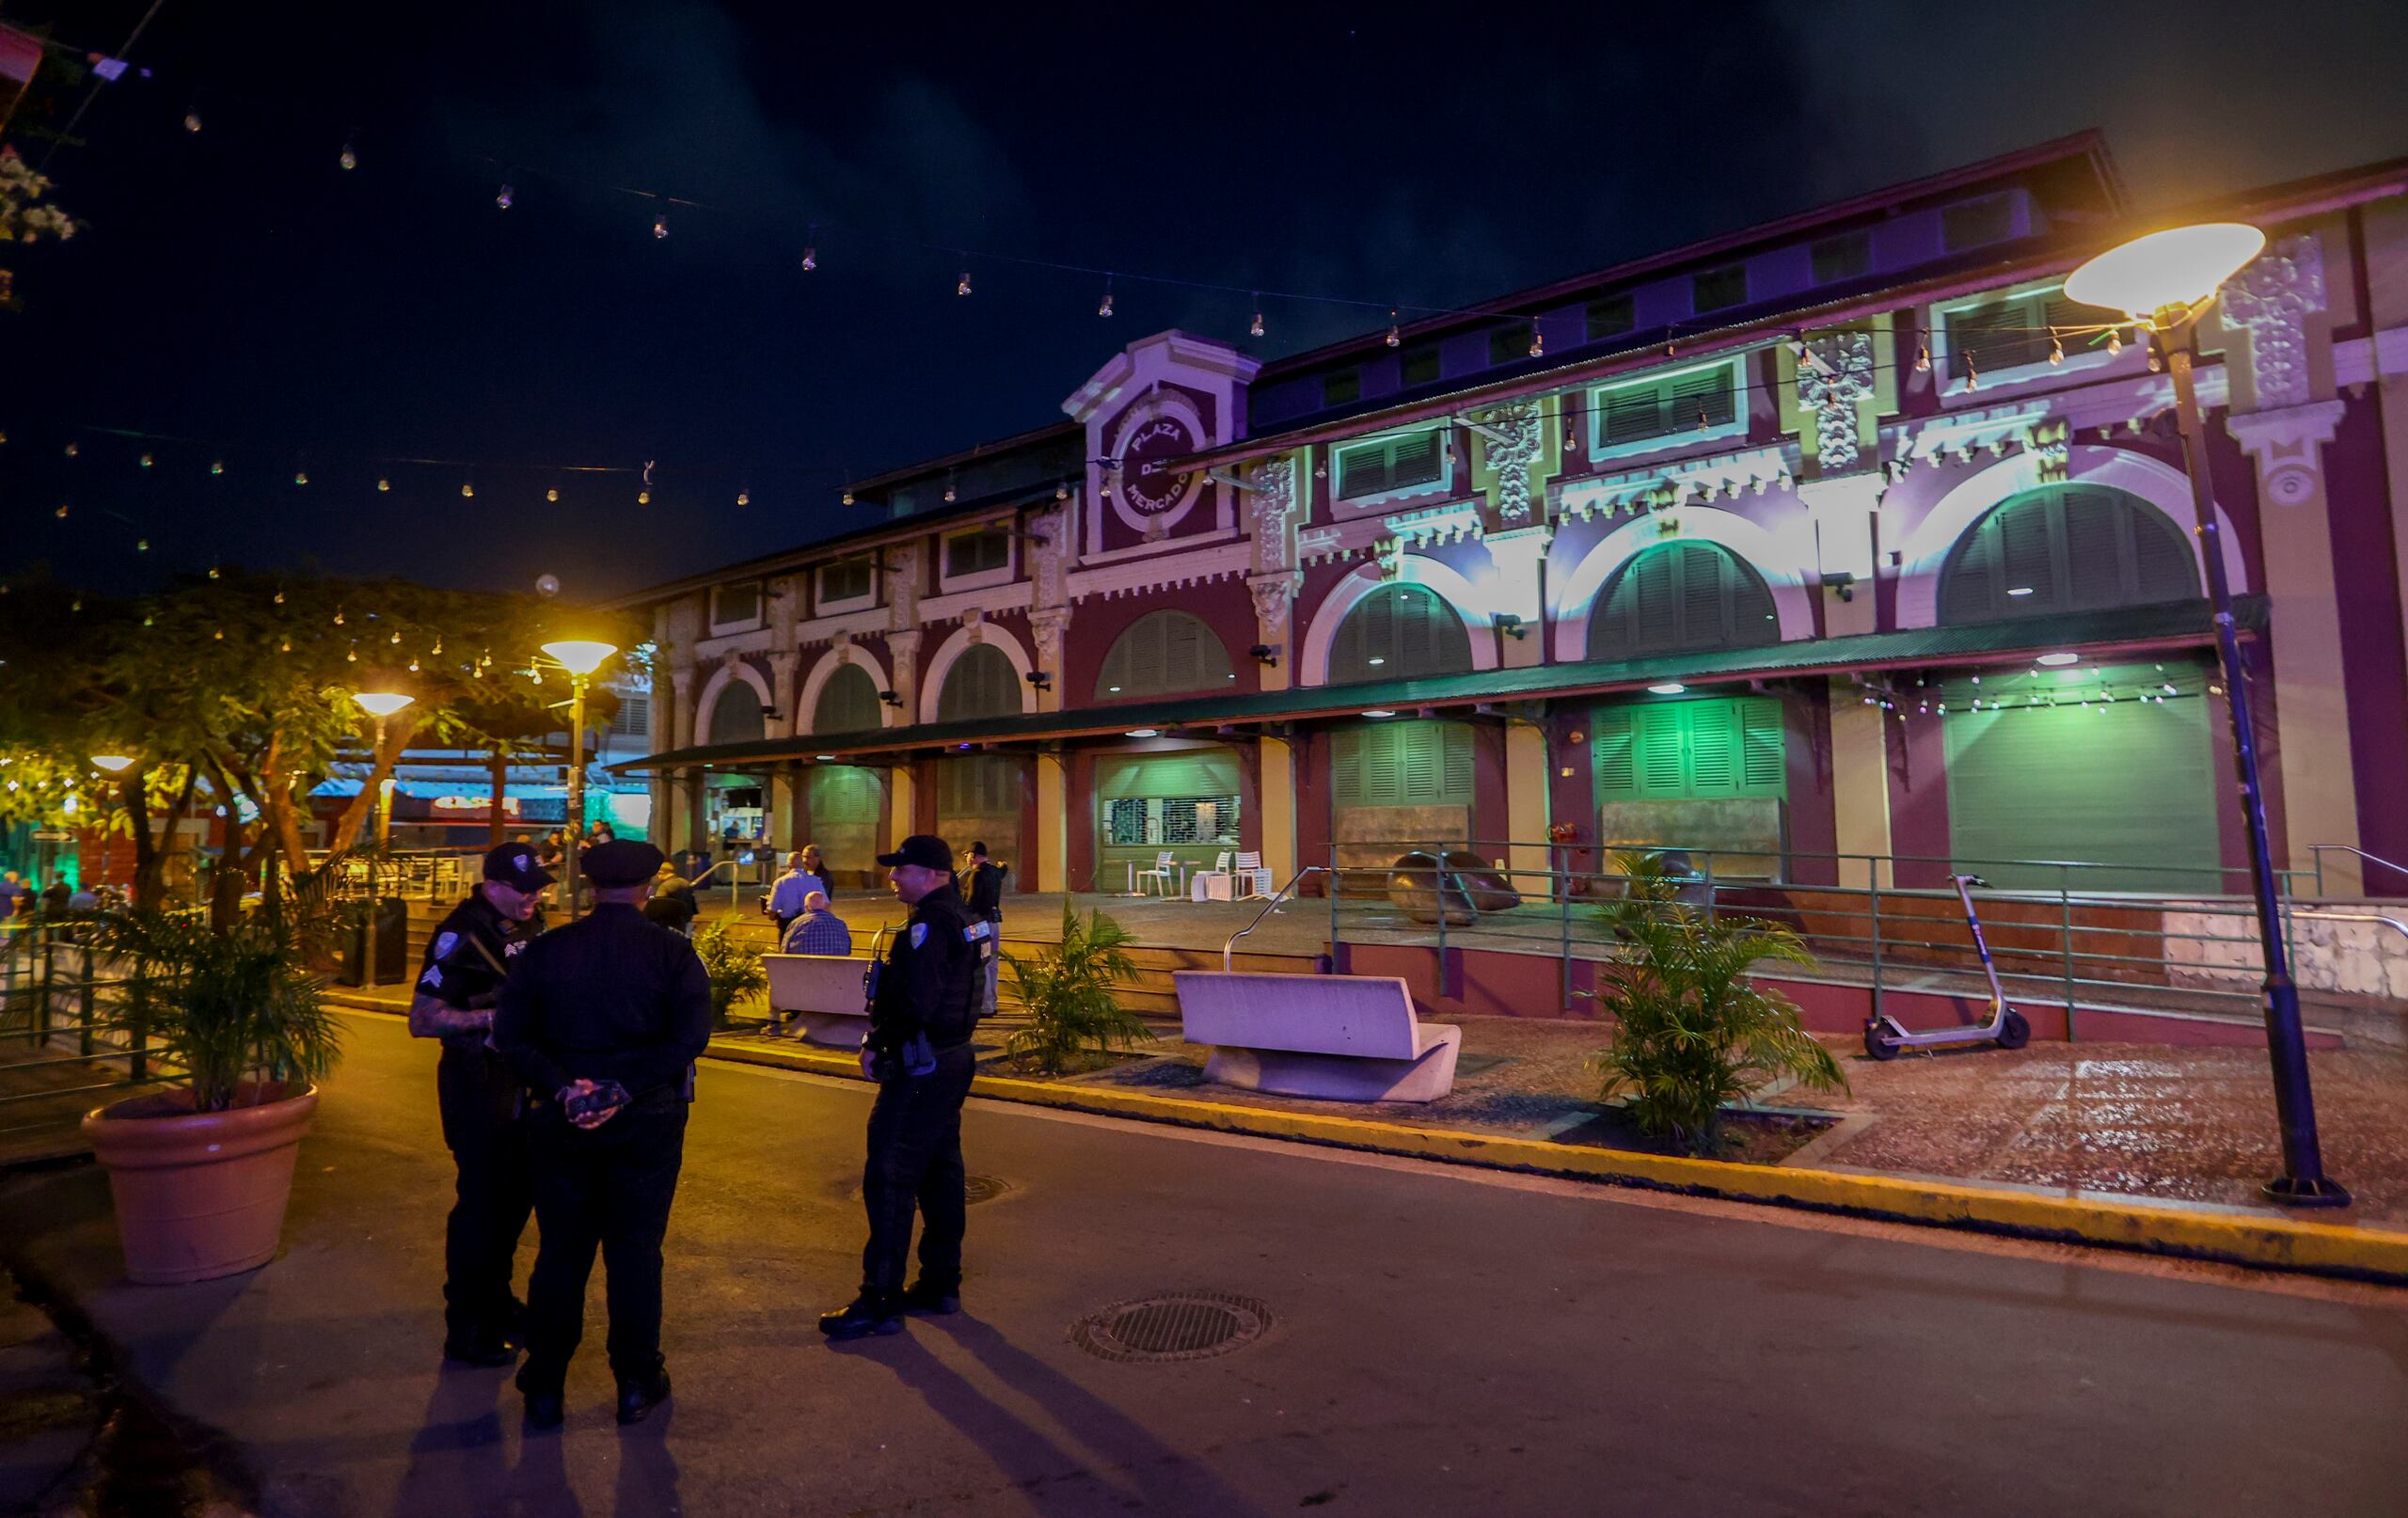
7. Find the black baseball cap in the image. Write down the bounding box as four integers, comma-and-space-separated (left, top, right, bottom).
876, 835, 955, 873
584, 839, 667, 888
483, 842, 555, 893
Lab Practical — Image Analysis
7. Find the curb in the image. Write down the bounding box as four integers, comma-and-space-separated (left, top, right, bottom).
324, 997, 2408, 1286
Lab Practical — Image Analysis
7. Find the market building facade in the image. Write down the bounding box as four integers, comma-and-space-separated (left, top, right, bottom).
617, 134, 2408, 905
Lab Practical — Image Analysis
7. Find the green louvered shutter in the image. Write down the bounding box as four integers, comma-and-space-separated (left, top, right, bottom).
1593, 708, 1639, 798
1941, 486, 2200, 626
1332, 729, 1364, 802
938, 643, 1020, 721
1598, 698, 1785, 801
1740, 700, 1785, 790
1687, 704, 1740, 796
1635, 706, 1687, 796
1592, 544, 1781, 661
813, 663, 883, 735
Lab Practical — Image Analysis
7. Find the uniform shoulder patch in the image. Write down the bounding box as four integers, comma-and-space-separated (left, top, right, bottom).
909, 922, 928, 949
432, 931, 459, 959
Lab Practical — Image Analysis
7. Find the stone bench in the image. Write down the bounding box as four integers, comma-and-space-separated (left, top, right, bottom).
1170, 971, 1461, 1102
763, 954, 873, 1048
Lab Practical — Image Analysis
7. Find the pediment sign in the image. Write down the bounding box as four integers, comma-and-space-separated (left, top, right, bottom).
1063, 330, 1262, 559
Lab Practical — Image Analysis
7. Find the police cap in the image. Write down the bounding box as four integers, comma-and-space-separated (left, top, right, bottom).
876, 834, 954, 874
483, 841, 555, 892
584, 839, 667, 888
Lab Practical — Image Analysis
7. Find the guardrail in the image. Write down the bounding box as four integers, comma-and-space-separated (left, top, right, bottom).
0, 921, 172, 1105
1223, 866, 1330, 972
1304, 839, 2387, 1034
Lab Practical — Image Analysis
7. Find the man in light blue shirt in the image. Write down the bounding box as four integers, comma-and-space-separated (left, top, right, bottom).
765, 852, 828, 940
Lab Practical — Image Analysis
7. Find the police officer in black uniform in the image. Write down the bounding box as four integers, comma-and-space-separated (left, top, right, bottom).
410, 841, 553, 1367
820, 834, 992, 1341
493, 839, 711, 1430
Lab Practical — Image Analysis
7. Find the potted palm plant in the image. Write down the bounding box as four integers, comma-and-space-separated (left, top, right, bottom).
77, 876, 344, 1284
1004, 904, 1152, 1074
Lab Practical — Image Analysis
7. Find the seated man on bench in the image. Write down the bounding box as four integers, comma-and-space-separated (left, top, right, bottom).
767, 892, 851, 1036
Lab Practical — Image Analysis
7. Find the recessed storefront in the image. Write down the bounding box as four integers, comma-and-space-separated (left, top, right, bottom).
1093, 748, 1243, 892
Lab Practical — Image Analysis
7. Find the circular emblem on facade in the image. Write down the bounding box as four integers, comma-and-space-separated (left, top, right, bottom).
1117, 413, 1198, 517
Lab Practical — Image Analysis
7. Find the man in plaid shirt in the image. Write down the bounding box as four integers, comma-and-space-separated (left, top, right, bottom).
781, 891, 852, 957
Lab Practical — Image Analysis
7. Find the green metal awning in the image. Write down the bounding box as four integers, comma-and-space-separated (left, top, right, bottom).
612, 596, 2258, 774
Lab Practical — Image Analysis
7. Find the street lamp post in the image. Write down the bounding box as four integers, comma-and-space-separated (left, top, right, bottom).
2067, 223, 2347, 1207
350, 691, 416, 990
541, 640, 619, 922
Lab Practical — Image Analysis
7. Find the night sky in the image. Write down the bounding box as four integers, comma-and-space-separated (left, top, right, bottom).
5, 0, 2403, 602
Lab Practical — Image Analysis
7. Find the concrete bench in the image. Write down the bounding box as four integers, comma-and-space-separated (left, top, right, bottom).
763, 954, 872, 1048
1170, 971, 1461, 1102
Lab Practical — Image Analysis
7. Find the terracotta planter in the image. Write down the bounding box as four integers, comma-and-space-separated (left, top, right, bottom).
82, 1083, 320, 1285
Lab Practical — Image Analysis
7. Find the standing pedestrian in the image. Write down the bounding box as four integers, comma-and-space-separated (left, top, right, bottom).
0, 870, 28, 919
39, 874, 71, 915
819, 835, 992, 1341
494, 839, 711, 1430
800, 843, 833, 900
642, 862, 700, 935
409, 841, 555, 1367
764, 851, 827, 941
960, 841, 1006, 1019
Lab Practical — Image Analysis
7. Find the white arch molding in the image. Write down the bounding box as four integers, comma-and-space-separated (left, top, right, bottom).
917, 622, 1037, 725
1891, 445, 2249, 629
691, 658, 776, 747
1550, 506, 1817, 663
1295, 560, 1501, 688
795, 643, 899, 734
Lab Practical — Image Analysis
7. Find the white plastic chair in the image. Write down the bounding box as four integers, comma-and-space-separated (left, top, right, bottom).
1234, 850, 1275, 900
1194, 851, 1236, 902
1134, 851, 1179, 898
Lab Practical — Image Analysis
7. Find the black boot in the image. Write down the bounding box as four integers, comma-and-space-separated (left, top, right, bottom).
443, 1327, 518, 1368
616, 1367, 673, 1426
899, 1279, 960, 1316
818, 1291, 904, 1340
516, 1366, 565, 1430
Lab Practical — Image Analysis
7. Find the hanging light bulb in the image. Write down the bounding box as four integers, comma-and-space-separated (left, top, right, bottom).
842, 490, 854, 506
1099, 281, 1115, 318
280, 640, 292, 653
957, 271, 973, 296
496, 182, 515, 210
183, 111, 201, 133
737, 489, 750, 506
210, 459, 224, 476
653, 213, 669, 240
800, 245, 817, 272
2147, 349, 2163, 372
2048, 333, 2066, 366
136, 538, 150, 552
377, 478, 390, 492
63, 441, 78, 458
213, 629, 224, 640
2107, 327, 2124, 356
346, 647, 356, 662
207, 565, 219, 579
1056, 483, 1070, 500
1250, 309, 1265, 339
546, 486, 559, 503
71, 598, 81, 612
408, 657, 420, 672
274, 589, 284, 604
389, 629, 402, 644
1964, 354, 1981, 393
340, 142, 357, 172
432, 639, 442, 655
1696, 403, 1711, 431
1529, 327, 1545, 359
53, 503, 67, 519
333, 607, 344, 625
1385, 310, 1401, 347
637, 489, 651, 505
943, 481, 958, 503
139, 451, 153, 468
461, 481, 475, 498
295, 469, 309, 485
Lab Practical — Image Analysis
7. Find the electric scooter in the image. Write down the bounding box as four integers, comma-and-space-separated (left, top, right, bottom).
1862, 874, 2033, 1060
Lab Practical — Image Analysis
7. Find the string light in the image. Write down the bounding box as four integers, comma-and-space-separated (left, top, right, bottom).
1914, 343, 1932, 373
407, 657, 420, 672
346, 648, 357, 662
1098, 279, 1114, 318
2107, 327, 2124, 356
800, 245, 817, 272
637, 489, 650, 505
957, 270, 973, 296
1385, 310, 1401, 347
496, 183, 514, 210
206, 565, 219, 579
138, 451, 153, 468
135, 538, 149, 552
377, 478, 390, 492
546, 486, 559, 502
653, 213, 669, 240
294, 469, 309, 485
1250, 308, 1265, 339
389, 629, 402, 644
842, 490, 854, 506
1964, 354, 1980, 393
339, 142, 357, 172
334, 607, 344, 625
2048, 334, 2065, 366
280, 640, 292, 653
182, 111, 201, 133
63, 441, 77, 457
1529, 327, 1545, 358
273, 590, 284, 603
736, 489, 750, 506
210, 459, 224, 476
943, 479, 958, 503
461, 481, 474, 498
53, 503, 67, 519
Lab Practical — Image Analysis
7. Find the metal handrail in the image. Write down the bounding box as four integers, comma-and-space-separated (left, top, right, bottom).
2309, 844, 2408, 896
2290, 909, 2408, 945
1223, 866, 1330, 972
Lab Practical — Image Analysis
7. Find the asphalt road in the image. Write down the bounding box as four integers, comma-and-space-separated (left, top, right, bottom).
3, 1011, 2404, 1517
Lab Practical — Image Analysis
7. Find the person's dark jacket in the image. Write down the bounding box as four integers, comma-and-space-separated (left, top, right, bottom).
641, 878, 699, 933
961, 860, 1005, 923
493, 902, 711, 1100
868, 888, 981, 1053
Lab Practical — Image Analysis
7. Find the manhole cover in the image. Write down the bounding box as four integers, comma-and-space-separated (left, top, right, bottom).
1070, 1291, 1273, 1363
845, 1175, 1011, 1205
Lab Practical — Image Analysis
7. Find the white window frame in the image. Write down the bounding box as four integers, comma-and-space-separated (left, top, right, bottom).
1587, 356, 1749, 464
707, 580, 764, 636
937, 521, 1017, 593
1330, 426, 1456, 514
814, 556, 879, 616
1929, 278, 2141, 408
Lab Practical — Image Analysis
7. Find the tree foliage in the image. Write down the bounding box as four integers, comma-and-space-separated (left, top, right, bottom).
1587, 852, 1845, 1154
0, 566, 643, 918
0, 145, 78, 311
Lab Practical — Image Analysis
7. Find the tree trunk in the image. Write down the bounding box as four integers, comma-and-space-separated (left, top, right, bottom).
328, 710, 422, 852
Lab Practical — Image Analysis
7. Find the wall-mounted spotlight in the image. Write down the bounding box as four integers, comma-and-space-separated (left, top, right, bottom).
1024, 670, 1053, 689
1248, 642, 1281, 667
879, 690, 905, 708
1496, 613, 1528, 640
1823, 571, 1858, 604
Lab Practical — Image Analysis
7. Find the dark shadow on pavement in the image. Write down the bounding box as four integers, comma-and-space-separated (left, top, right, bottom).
499, 1418, 581, 1518
391, 1366, 513, 1518
614, 1407, 681, 1518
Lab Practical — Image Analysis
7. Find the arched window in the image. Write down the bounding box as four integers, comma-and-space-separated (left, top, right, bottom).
705, 679, 767, 744
1327, 583, 1473, 685
1939, 484, 2198, 625
1588, 542, 1780, 662
1096, 610, 1234, 701
813, 663, 883, 735
936, 643, 1022, 722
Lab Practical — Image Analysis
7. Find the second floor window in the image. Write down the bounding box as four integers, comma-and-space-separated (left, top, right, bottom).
710, 582, 760, 628
1586, 294, 1635, 342
1592, 361, 1740, 451
816, 557, 875, 609
1944, 288, 2084, 382
1692, 265, 1749, 314
1334, 431, 1446, 501
943, 526, 1012, 580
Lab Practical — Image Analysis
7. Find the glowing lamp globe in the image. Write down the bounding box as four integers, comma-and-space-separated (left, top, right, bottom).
90, 754, 135, 774
2065, 223, 2265, 321
352, 691, 416, 719
542, 640, 619, 677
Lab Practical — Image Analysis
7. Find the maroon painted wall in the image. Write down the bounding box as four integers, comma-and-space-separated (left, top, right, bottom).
2322, 397, 2408, 893
1062, 585, 1261, 707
